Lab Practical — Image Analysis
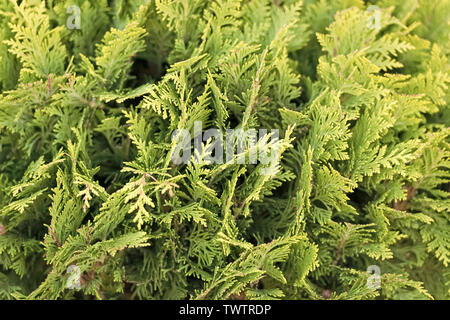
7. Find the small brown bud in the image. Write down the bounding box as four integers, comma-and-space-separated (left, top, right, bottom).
0, 225, 6, 236
322, 289, 331, 299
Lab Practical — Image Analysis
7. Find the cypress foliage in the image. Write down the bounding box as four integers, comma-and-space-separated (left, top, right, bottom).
0, 0, 448, 300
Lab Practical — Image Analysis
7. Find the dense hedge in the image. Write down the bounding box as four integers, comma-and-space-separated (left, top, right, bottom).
0, 0, 449, 300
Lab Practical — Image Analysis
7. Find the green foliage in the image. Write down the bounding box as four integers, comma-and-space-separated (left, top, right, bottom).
0, 0, 448, 300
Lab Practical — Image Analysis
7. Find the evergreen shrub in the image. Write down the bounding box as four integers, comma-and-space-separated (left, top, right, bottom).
0, 0, 448, 300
